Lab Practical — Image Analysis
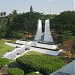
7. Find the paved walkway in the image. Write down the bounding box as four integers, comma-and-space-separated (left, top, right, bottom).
3, 45, 29, 60
31, 47, 62, 56
5, 42, 22, 47
16, 40, 58, 49
3, 42, 62, 60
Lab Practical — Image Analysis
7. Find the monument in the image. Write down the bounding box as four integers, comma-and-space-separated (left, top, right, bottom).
34, 19, 42, 41
44, 19, 53, 42
34, 19, 53, 42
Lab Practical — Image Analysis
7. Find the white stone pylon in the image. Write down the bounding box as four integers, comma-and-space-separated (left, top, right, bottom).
44, 19, 53, 42
34, 19, 42, 41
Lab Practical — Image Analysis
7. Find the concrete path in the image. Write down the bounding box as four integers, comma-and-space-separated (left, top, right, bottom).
31, 47, 62, 56
16, 40, 58, 49
5, 42, 22, 48
3, 45, 29, 60
3, 41, 62, 60
16, 40, 28, 45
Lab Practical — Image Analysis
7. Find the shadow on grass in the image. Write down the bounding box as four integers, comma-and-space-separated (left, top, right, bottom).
8, 61, 33, 75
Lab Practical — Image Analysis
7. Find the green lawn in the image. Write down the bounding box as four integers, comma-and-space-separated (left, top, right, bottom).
24, 51, 43, 55
0, 40, 14, 57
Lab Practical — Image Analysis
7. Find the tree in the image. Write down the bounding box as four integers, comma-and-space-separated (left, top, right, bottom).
3, 12, 6, 17
0, 12, 6, 17
51, 11, 75, 35
0, 12, 7, 38
5, 10, 18, 37
59, 30, 73, 42
23, 12, 42, 37
12, 10, 17, 15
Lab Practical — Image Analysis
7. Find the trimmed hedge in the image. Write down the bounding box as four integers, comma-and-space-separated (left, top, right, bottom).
8, 68, 24, 75
16, 54, 67, 75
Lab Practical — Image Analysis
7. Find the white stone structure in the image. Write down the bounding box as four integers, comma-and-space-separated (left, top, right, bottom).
5, 42, 22, 47
44, 19, 53, 42
16, 40, 28, 45
34, 19, 42, 41
16, 40, 58, 49
16, 40, 37, 46
31, 47, 62, 56
34, 19, 53, 42
36, 43, 58, 49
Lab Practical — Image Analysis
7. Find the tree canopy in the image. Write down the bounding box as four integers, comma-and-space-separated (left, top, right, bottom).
0, 10, 75, 41
0, 9, 56, 39
51, 11, 75, 35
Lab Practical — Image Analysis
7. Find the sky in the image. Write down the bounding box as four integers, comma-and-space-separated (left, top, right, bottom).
0, 0, 74, 14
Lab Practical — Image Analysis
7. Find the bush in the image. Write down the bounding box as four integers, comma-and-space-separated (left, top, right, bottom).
8, 68, 24, 75
0, 58, 10, 68
16, 54, 66, 75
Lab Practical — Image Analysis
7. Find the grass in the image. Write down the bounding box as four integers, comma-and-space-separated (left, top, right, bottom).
0, 40, 14, 57
24, 51, 43, 56
1, 39, 16, 43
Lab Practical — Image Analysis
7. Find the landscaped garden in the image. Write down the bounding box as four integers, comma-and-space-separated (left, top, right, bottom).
16, 51, 67, 75
0, 40, 14, 57
0, 10, 75, 75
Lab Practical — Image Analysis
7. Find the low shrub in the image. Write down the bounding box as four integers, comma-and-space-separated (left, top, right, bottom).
0, 58, 10, 68
8, 68, 24, 75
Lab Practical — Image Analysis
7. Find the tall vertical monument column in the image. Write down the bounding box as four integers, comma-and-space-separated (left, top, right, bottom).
34, 19, 42, 41
44, 19, 53, 42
